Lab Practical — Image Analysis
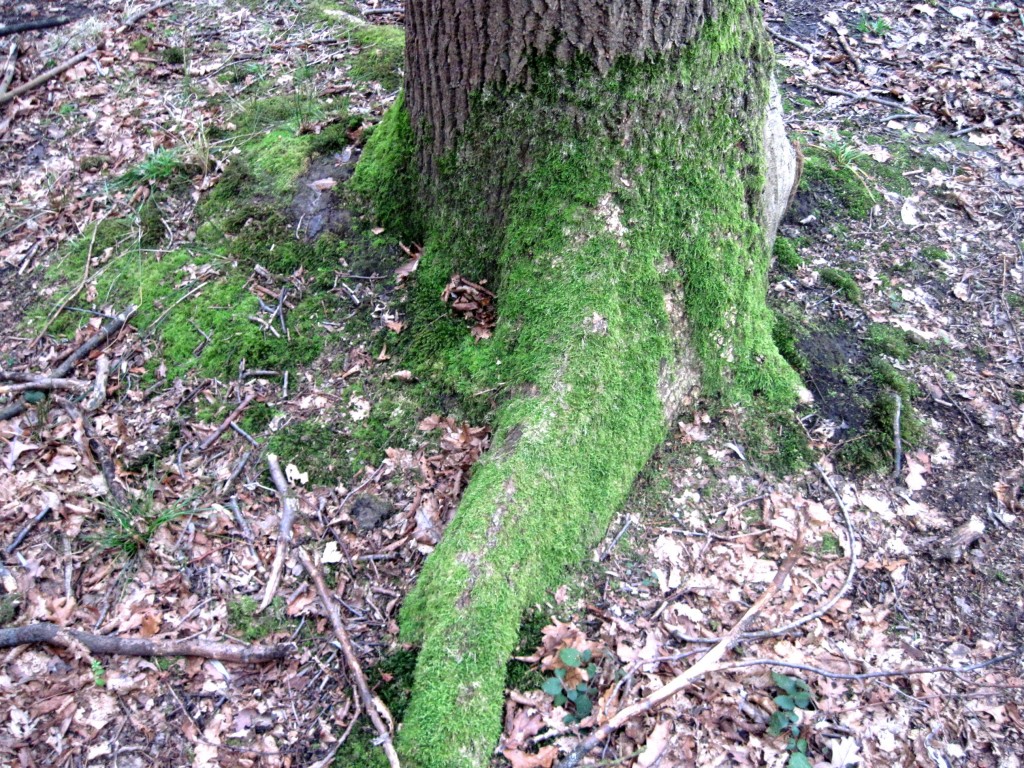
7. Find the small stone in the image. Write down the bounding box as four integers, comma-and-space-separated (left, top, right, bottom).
351, 494, 396, 532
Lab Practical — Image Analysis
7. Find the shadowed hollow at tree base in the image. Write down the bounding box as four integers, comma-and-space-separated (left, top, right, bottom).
352, 0, 801, 764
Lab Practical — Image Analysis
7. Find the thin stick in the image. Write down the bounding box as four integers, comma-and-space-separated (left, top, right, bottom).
5, 506, 53, 555
198, 394, 254, 451
555, 528, 805, 768
0, 36, 18, 97
0, 46, 97, 106
0, 621, 290, 662
717, 651, 1020, 681
57, 397, 128, 507
0, 17, 70, 36
0, 377, 90, 394
119, 0, 176, 30
83, 354, 110, 412
221, 452, 252, 496
807, 82, 919, 113
672, 464, 857, 644
297, 547, 401, 768
261, 454, 300, 612
892, 393, 903, 479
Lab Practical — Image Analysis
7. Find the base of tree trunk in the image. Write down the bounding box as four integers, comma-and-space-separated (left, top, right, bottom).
352, 3, 798, 765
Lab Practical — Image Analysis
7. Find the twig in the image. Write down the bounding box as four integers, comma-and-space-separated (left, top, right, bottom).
83, 354, 110, 412
836, 35, 862, 73
53, 306, 137, 378
198, 394, 255, 451
33, 214, 104, 346
297, 547, 401, 768
0, 17, 71, 36
261, 454, 300, 612
807, 82, 918, 113
555, 527, 805, 768
230, 421, 260, 447
221, 451, 252, 496
226, 494, 264, 570
57, 397, 128, 507
5, 506, 52, 555
119, 0, 175, 30
717, 650, 1020, 682
598, 516, 632, 561
361, 6, 403, 16
0, 45, 97, 106
0, 36, 18, 97
672, 464, 856, 645
892, 393, 903, 479
146, 281, 208, 333
0, 621, 290, 661
0, 377, 90, 394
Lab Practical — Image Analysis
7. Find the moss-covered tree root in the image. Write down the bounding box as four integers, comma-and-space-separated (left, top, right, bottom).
354, 1, 800, 765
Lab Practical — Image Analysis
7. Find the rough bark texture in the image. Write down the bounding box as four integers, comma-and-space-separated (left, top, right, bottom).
353, 1, 797, 765
406, 0, 718, 171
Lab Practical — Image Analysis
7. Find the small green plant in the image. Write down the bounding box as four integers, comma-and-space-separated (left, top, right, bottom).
855, 14, 891, 37
819, 267, 861, 303
541, 647, 599, 723
113, 148, 185, 190
227, 596, 289, 642
769, 672, 815, 768
95, 486, 194, 558
820, 532, 841, 555
90, 659, 107, 687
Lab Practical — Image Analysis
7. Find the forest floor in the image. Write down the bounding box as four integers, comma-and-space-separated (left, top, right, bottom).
0, 1, 1022, 767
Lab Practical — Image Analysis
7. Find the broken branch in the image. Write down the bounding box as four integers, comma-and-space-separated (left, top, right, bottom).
297, 546, 401, 768
555, 529, 805, 768
0, 621, 290, 662
260, 454, 300, 612
199, 393, 255, 451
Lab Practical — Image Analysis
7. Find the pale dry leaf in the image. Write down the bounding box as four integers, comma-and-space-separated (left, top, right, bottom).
286, 463, 309, 485
637, 720, 673, 767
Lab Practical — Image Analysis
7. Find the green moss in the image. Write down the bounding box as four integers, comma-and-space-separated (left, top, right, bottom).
742, 405, 814, 475
239, 402, 273, 434
162, 46, 186, 65
801, 146, 876, 219
921, 245, 948, 263
348, 25, 405, 91
820, 532, 841, 555
227, 596, 289, 642
867, 323, 913, 360
773, 236, 802, 271
267, 419, 344, 485
380, 4, 801, 765
819, 267, 861, 303
370, 648, 419, 721
839, 361, 923, 473
350, 93, 423, 241
772, 310, 808, 374
130, 37, 150, 54
331, 726, 390, 768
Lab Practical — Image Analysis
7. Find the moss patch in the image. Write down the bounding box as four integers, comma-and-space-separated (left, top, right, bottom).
819, 266, 862, 303
773, 236, 802, 271
227, 596, 289, 642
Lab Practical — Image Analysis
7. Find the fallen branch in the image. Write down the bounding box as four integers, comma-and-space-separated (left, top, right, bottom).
5, 505, 52, 555
57, 396, 128, 507
1, 305, 136, 422
260, 454, 300, 612
82, 353, 110, 412
0, 377, 90, 394
0, 45, 97, 106
0, 36, 18, 97
808, 82, 919, 113
199, 393, 255, 451
297, 546, 401, 768
672, 465, 856, 645
892, 392, 903, 479
717, 649, 1020, 681
555, 526, 805, 768
120, 0, 176, 31
0, 17, 70, 37
0, 621, 290, 662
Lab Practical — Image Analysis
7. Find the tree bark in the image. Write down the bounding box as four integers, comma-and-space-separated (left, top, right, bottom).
353, 1, 798, 764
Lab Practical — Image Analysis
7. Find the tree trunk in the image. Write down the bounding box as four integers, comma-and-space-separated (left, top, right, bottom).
353, 1, 798, 765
